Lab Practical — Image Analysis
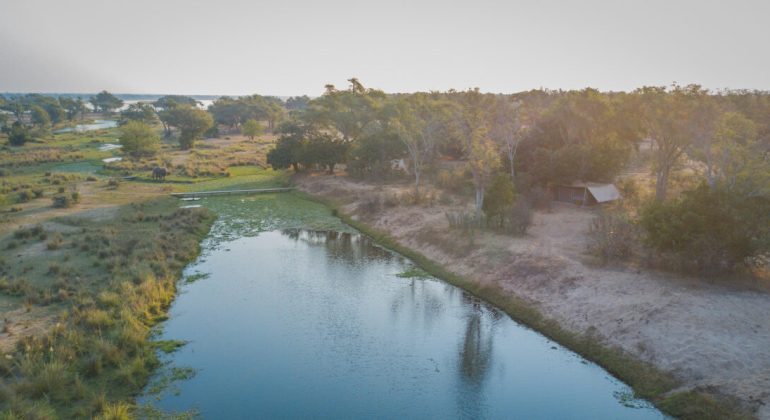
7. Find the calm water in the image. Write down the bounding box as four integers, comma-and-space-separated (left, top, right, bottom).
144, 197, 665, 419
53, 119, 118, 133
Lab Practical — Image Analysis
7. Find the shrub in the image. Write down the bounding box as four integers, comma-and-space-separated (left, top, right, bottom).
17, 190, 33, 203
118, 121, 160, 157
588, 209, 638, 262
503, 200, 533, 235
47, 232, 64, 250
51, 191, 80, 208
482, 174, 515, 228
640, 184, 770, 272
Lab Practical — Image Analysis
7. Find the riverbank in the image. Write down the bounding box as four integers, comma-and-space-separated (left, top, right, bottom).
296, 173, 768, 419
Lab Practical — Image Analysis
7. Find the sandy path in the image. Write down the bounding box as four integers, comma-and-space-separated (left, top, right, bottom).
298, 174, 770, 418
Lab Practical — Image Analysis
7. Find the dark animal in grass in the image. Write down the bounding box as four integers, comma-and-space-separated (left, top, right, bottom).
152, 166, 168, 181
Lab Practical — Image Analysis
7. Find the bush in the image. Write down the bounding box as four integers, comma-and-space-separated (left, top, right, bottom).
17, 190, 33, 203
483, 175, 515, 228
588, 209, 638, 262
51, 191, 80, 208
503, 200, 533, 235
640, 184, 770, 272
118, 121, 160, 157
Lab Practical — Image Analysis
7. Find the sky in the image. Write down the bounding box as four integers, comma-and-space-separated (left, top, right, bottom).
0, 0, 768, 96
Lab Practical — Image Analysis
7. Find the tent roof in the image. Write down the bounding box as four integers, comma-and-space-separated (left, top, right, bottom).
562, 182, 622, 203
585, 183, 621, 203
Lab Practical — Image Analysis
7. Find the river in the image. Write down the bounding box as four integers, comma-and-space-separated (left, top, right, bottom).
142, 194, 665, 419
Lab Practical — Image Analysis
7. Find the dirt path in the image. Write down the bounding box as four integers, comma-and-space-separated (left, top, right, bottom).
298, 174, 770, 418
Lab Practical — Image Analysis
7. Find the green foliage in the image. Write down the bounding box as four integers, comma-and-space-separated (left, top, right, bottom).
120, 103, 157, 125
51, 191, 80, 208
29, 105, 51, 128
267, 122, 306, 171
167, 107, 214, 150
518, 88, 634, 186
89, 91, 124, 113
6, 122, 31, 146
640, 183, 770, 271
118, 121, 160, 157
588, 209, 638, 262
241, 119, 261, 140
209, 95, 284, 132
482, 174, 515, 227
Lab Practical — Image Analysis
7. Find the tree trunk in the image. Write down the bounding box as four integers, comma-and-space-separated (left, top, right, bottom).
414, 169, 421, 197
475, 187, 484, 214
655, 167, 670, 201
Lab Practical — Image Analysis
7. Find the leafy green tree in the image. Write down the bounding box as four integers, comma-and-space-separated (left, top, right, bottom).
454, 88, 500, 213
482, 174, 516, 228
89, 90, 123, 113
304, 78, 385, 143
267, 123, 307, 172
640, 183, 770, 271
636, 84, 704, 201
286, 96, 310, 110
121, 103, 158, 125
119, 121, 160, 156
60, 97, 87, 120
30, 105, 51, 128
6, 121, 31, 146
390, 94, 451, 195
168, 107, 213, 150
241, 119, 262, 140
301, 133, 349, 174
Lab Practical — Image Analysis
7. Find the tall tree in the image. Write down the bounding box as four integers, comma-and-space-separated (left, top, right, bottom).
391, 94, 450, 195
637, 85, 700, 201
89, 90, 123, 113
168, 107, 213, 150
490, 98, 527, 181
241, 119, 262, 141
455, 89, 500, 213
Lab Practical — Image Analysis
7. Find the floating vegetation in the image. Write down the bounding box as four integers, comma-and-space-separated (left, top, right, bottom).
396, 266, 432, 279
152, 340, 189, 354
183, 272, 210, 284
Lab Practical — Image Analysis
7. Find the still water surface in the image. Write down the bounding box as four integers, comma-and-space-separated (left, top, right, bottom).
144, 197, 665, 419
53, 119, 118, 133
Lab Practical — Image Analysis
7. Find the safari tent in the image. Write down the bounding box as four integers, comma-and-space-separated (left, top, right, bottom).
552, 182, 621, 206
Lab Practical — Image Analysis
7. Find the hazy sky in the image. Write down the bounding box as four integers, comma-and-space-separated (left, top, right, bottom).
1, 0, 768, 96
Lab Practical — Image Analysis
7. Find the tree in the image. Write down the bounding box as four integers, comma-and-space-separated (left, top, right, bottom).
640, 183, 770, 271
710, 112, 769, 195
391, 94, 450, 195
304, 78, 385, 143
168, 107, 213, 150
490, 98, 527, 180
637, 84, 702, 201
29, 105, 51, 128
455, 89, 500, 213
301, 133, 349, 174
89, 90, 123, 113
121, 103, 158, 125
60, 97, 87, 120
286, 96, 310, 110
119, 121, 160, 156
241, 119, 262, 141
482, 174, 516, 228
6, 121, 31, 146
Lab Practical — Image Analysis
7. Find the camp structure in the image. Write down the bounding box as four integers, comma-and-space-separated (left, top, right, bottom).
551, 182, 621, 206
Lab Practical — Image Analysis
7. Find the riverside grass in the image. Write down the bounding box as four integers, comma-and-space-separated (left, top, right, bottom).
299, 189, 752, 420
0, 199, 216, 419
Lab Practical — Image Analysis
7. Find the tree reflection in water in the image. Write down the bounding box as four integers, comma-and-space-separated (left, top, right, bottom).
456, 296, 502, 418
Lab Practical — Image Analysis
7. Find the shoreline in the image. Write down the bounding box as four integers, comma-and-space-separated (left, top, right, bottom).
296, 176, 755, 420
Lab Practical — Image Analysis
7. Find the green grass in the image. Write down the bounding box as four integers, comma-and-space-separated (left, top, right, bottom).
0, 198, 216, 418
